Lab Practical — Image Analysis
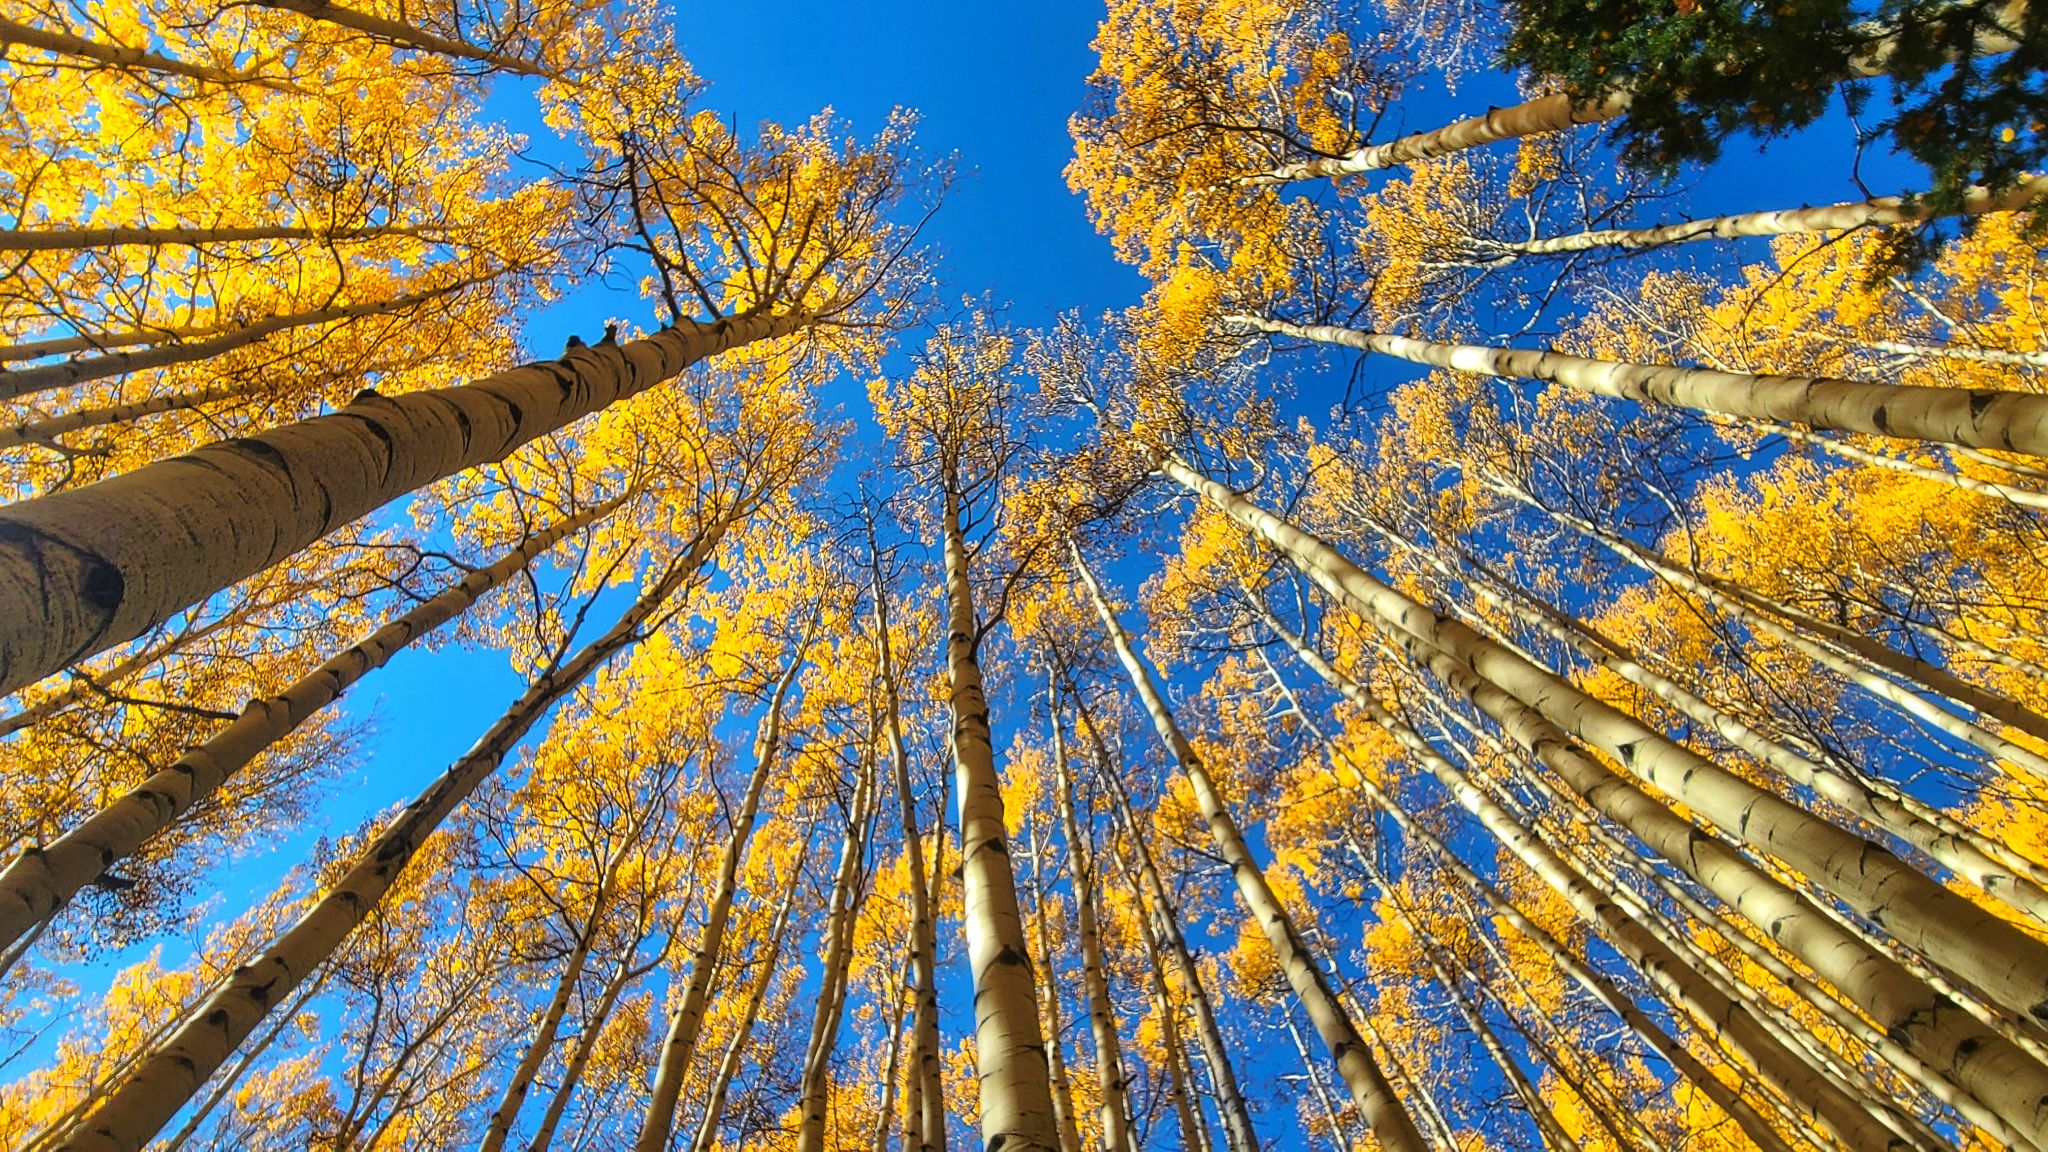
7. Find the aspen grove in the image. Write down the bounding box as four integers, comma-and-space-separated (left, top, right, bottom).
4, 0, 2048, 1150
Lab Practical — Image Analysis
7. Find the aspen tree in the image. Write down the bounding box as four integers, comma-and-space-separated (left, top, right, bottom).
794, 705, 883, 1152
0, 492, 633, 953
0, 82, 926, 696
873, 321, 1062, 1152
686, 853, 807, 1152
1072, 544, 1427, 1152
1080, 692, 1258, 1152
1496, 176, 2048, 257
52, 475, 756, 1152
634, 618, 815, 1152
864, 503, 949, 1152
1025, 817, 1086, 1152
1233, 315, 2048, 460
1048, 682, 1136, 1152
1112, 836, 1214, 1152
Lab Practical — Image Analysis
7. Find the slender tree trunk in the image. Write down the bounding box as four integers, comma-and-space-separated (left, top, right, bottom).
1393, 527, 2048, 925
635, 632, 811, 1152
1119, 841, 1213, 1152
685, 858, 806, 1152
53, 515, 738, 1152
870, 954, 913, 1152
248, 0, 549, 74
0, 306, 806, 698
1246, 91, 1630, 184
0, 223, 436, 253
1027, 819, 1085, 1152
524, 946, 648, 1152
1872, 340, 2048, 370
1049, 682, 1135, 1152
1499, 175, 2048, 256
1073, 544, 1425, 1152
1253, 596, 1917, 1152
1364, 859, 1581, 1151
0, 494, 629, 955
1234, 315, 2048, 460
2, 323, 235, 364
1773, 421, 2048, 511
866, 509, 948, 1152
0, 16, 294, 88
482, 821, 649, 1152
940, 483, 1062, 1152
795, 736, 879, 1152
1282, 1015, 1352, 1152
1257, 607, 1796, 1152
155, 967, 332, 1152
1243, 0, 2025, 183
0, 383, 260, 450
481, 922, 602, 1152
1159, 452, 2048, 1083
1512, 486, 2048, 783
0, 278, 486, 403
1081, 698, 1258, 1152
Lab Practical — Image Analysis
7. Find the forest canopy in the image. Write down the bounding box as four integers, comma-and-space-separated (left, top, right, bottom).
2, 2, 2047, 1151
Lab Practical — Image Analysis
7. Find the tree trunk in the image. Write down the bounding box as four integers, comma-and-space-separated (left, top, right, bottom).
0, 308, 803, 698
1235, 315, 2048, 461
866, 510, 948, 1152
1119, 841, 1214, 1152
635, 632, 811, 1152
685, 857, 806, 1152
0, 494, 630, 955
53, 515, 739, 1152
0, 223, 436, 253
482, 823, 648, 1152
0, 16, 293, 88
0, 278, 487, 403
1871, 340, 2048, 370
249, 0, 549, 75
524, 946, 649, 1152
941, 484, 1062, 1152
1500, 175, 2048, 256
1073, 544, 1425, 1152
0, 383, 261, 450
1081, 697, 1258, 1152
1251, 591, 1927, 1152
794, 735, 879, 1152
1773, 421, 2048, 511
1159, 452, 2048, 1092
1246, 91, 1629, 184
1027, 819, 1085, 1152
1049, 685, 1136, 1152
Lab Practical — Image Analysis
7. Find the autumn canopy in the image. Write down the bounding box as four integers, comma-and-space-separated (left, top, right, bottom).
2, 1, 2048, 1151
